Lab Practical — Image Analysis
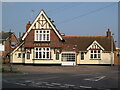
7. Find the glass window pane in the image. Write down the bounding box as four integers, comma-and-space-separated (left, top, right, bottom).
91, 54, 93, 58
39, 52, 41, 58
94, 50, 97, 53
47, 48, 49, 51
22, 53, 25, 58
36, 48, 38, 50
98, 54, 101, 58
43, 34, 46, 40
43, 31, 46, 33
47, 52, 49, 58
27, 52, 30, 59
56, 52, 59, 60
18, 53, 21, 58
98, 50, 100, 53
39, 34, 42, 40
36, 52, 38, 58
43, 52, 45, 58
91, 50, 93, 53
40, 31, 42, 33
36, 31, 38, 33
81, 52, 84, 60
94, 54, 97, 58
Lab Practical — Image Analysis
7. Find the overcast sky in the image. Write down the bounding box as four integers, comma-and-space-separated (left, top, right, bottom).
2, 2, 118, 46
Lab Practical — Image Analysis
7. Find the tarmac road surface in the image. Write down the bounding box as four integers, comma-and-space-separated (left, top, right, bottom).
2, 65, 119, 89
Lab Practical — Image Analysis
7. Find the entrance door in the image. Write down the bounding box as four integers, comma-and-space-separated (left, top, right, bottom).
61, 52, 76, 66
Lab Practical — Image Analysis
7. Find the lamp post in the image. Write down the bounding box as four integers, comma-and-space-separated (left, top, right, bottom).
111, 33, 114, 67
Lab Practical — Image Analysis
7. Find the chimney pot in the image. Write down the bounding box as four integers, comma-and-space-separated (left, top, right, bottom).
106, 28, 111, 37
26, 21, 31, 31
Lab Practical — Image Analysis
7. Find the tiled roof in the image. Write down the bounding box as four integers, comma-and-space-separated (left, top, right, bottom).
1, 32, 13, 40
62, 36, 116, 51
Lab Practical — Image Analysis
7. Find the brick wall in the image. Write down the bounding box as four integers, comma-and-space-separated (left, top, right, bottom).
24, 29, 63, 48
114, 48, 120, 65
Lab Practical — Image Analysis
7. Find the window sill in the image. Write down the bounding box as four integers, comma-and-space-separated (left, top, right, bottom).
33, 59, 53, 60
90, 59, 101, 60
34, 41, 50, 43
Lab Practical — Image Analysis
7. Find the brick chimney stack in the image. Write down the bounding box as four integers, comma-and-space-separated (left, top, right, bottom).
106, 28, 111, 37
26, 21, 31, 31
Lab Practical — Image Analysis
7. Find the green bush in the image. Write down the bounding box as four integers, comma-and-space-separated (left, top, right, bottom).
0, 68, 4, 72
2, 68, 4, 72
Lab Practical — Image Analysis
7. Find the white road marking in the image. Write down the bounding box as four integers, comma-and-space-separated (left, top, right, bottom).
51, 83, 61, 85
64, 84, 75, 87
94, 76, 106, 81
80, 86, 92, 88
15, 83, 26, 86
46, 83, 55, 86
59, 85, 67, 88
84, 76, 106, 82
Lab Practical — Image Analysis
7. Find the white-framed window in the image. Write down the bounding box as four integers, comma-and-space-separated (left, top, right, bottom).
27, 52, 30, 59
18, 53, 21, 58
56, 52, 59, 60
81, 52, 84, 60
90, 50, 101, 59
62, 52, 75, 61
22, 53, 25, 58
35, 30, 50, 41
34, 47, 50, 59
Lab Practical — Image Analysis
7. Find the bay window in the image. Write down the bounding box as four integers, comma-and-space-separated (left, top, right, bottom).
35, 47, 50, 59
35, 30, 50, 41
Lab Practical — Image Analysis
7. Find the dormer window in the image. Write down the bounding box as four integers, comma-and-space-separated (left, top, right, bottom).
35, 30, 50, 41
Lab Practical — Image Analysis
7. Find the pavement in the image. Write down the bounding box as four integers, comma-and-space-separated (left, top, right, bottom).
2, 64, 120, 89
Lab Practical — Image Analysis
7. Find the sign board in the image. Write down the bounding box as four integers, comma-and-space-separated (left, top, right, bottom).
34, 43, 50, 46
0, 44, 4, 51
61, 62, 76, 66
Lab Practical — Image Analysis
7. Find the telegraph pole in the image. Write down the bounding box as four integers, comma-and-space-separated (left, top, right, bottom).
9, 29, 12, 72
31, 9, 35, 20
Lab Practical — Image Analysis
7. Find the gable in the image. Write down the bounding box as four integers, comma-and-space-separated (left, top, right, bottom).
87, 40, 104, 50
22, 10, 63, 41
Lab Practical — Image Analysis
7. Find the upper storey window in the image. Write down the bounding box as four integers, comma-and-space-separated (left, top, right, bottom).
35, 30, 50, 41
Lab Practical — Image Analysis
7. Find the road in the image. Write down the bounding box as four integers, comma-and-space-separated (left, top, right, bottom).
2, 65, 119, 89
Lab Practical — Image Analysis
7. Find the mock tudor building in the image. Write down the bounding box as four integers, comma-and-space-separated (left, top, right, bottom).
11, 10, 116, 65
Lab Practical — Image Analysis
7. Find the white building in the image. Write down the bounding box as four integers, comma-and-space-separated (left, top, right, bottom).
11, 10, 116, 66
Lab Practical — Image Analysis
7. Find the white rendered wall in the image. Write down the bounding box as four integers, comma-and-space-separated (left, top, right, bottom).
11, 51, 23, 63
78, 51, 114, 64
24, 49, 34, 64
